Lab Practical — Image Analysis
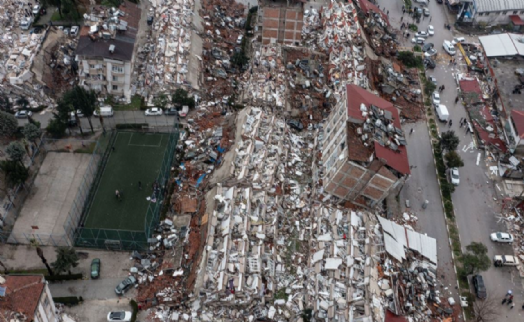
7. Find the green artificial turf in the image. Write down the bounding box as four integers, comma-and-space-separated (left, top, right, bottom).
83, 131, 169, 231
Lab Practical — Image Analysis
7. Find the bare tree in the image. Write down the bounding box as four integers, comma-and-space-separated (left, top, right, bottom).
473, 297, 500, 322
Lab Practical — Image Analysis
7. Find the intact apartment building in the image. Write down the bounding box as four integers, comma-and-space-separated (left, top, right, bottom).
321, 84, 410, 208
457, 0, 524, 26
75, 1, 141, 101
0, 275, 58, 322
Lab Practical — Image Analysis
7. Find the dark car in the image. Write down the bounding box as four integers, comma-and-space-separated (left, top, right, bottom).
115, 276, 136, 295
472, 275, 487, 299
164, 107, 178, 115
422, 43, 434, 52
423, 58, 436, 69
437, 0, 443, 3
91, 258, 101, 279
287, 119, 304, 131
147, 16, 153, 26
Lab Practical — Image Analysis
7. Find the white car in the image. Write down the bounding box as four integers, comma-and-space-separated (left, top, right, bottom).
427, 25, 434, 36
493, 255, 519, 267
70, 110, 84, 118
451, 37, 466, 45
423, 8, 430, 16
450, 167, 459, 185
490, 232, 514, 243
412, 37, 425, 45
424, 48, 437, 57
70, 26, 79, 37
415, 31, 429, 38
15, 110, 33, 118
145, 107, 163, 116
443, 40, 456, 55
432, 92, 440, 106
32, 4, 41, 15
107, 311, 132, 322
428, 76, 437, 85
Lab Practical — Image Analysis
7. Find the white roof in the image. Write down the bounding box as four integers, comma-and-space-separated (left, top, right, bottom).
476, 0, 524, 13
479, 33, 519, 56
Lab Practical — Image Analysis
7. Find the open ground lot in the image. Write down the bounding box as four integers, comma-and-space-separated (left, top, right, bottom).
491, 58, 524, 115
83, 132, 170, 232
9, 152, 91, 245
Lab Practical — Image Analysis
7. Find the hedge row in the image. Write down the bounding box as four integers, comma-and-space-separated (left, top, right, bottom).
116, 123, 148, 129
53, 296, 83, 306
130, 300, 139, 322
45, 273, 83, 281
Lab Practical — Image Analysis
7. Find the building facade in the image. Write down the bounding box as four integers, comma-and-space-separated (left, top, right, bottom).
75, 1, 141, 101
321, 85, 410, 208
0, 275, 58, 322
458, 0, 524, 25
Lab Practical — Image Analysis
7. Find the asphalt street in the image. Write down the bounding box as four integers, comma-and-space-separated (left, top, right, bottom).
379, 0, 524, 318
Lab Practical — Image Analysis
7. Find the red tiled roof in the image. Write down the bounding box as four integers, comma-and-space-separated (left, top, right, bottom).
472, 120, 508, 152
0, 275, 45, 318
346, 84, 400, 127
459, 79, 482, 94
374, 142, 410, 175
356, 0, 390, 26
510, 15, 524, 26
512, 110, 524, 138
385, 311, 409, 322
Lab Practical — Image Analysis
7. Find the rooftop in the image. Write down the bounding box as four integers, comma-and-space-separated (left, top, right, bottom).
512, 110, 524, 138
345, 84, 410, 175
75, 1, 141, 61
476, 0, 524, 13
356, 0, 390, 25
0, 275, 45, 318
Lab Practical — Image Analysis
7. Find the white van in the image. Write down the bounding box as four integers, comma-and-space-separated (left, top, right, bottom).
443, 40, 456, 55
414, 0, 428, 5
436, 104, 449, 122
94, 106, 114, 117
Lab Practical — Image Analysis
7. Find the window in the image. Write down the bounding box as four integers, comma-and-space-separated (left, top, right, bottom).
478, 13, 484, 16
520, 11, 524, 14
502, 11, 507, 15
112, 85, 118, 90
89, 64, 95, 69
513, 11, 518, 14
44, 297, 49, 308
112, 65, 124, 73
112, 76, 118, 81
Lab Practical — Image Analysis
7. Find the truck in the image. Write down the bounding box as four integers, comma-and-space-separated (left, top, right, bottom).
179, 105, 189, 118
493, 255, 520, 267
436, 104, 449, 122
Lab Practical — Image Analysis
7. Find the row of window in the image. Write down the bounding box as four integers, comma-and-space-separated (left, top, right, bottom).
478, 10, 524, 16
88, 64, 124, 73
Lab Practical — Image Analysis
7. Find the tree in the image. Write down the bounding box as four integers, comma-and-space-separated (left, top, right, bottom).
6, 141, 26, 167
440, 130, 460, 151
459, 242, 491, 275
46, 118, 67, 138
0, 94, 12, 112
0, 111, 18, 138
61, 86, 97, 133
423, 79, 436, 96
52, 247, 79, 275
47, 0, 63, 18
397, 51, 422, 68
153, 93, 170, 109
232, 51, 249, 68
0, 160, 29, 186
22, 123, 42, 146
36, 247, 54, 276
171, 89, 195, 109
473, 297, 499, 322
445, 151, 465, 168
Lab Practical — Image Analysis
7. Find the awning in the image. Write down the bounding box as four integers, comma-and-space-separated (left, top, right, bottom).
510, 15, 524, 26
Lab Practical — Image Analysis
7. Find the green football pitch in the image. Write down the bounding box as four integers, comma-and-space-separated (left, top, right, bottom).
83, 131, 170, 231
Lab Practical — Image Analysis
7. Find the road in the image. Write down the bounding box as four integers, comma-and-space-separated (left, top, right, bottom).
379, 0, 524, 319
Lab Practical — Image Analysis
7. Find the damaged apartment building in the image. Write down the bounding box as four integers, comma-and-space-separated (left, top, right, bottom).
75, 1, 141, 101
321, 84, 410, 207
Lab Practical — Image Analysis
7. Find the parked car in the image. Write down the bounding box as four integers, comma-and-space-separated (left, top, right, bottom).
15, 110, 33, 118
115, 276, 136, 295
451, 37, 466, 45
428, 76, 437, 85
63, 28, 70, 36
70, 26, 79, 37
147, 16, 154, 26
411, 37, 425, 45
32, 4, 41, 15
427, 25, 434, 36
179, 105, 189, 118
424, 48, 438, 57
437, 0, 443, 3
432, 92, 440, 106
107, 311, 132, 322
415, 31, 429, 38
414, 0, 428, 4
443, 40, 456, 55
70, 110, 84, 118
422, 43, 434, 52
287, 119, 303, 131
145, 107, 163, 116
94, 106, 114, 117
20, 19, 31, 30
164, 107, 178, 115
91, 258, 101, 279
472, 275, 487, 299
450, 167, 460, 185
423, 8, 430, 16
490, 232, 514, 243
493, 255, 519, 267
423, 58, 436, 69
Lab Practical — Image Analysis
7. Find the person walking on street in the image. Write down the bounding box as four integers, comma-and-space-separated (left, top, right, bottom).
115, 190, 121, 200
410, 128, 414, 135
502, 297, 508, 305
455, 96, 459, 104
138, 181, 142, 190
448, 119, 453, 127
441, 85, 445, 92
401, 16, 403, 22
510, 302, 515, 309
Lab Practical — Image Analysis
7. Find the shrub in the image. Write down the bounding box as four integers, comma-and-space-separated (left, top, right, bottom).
397, 51, 423, 68
115, 123, 148, 129
130, 300, 139, 322
53, 296, 83, 306
413, 45, 422, 52
409, 24, 418, 32
45, 273, 83, 281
